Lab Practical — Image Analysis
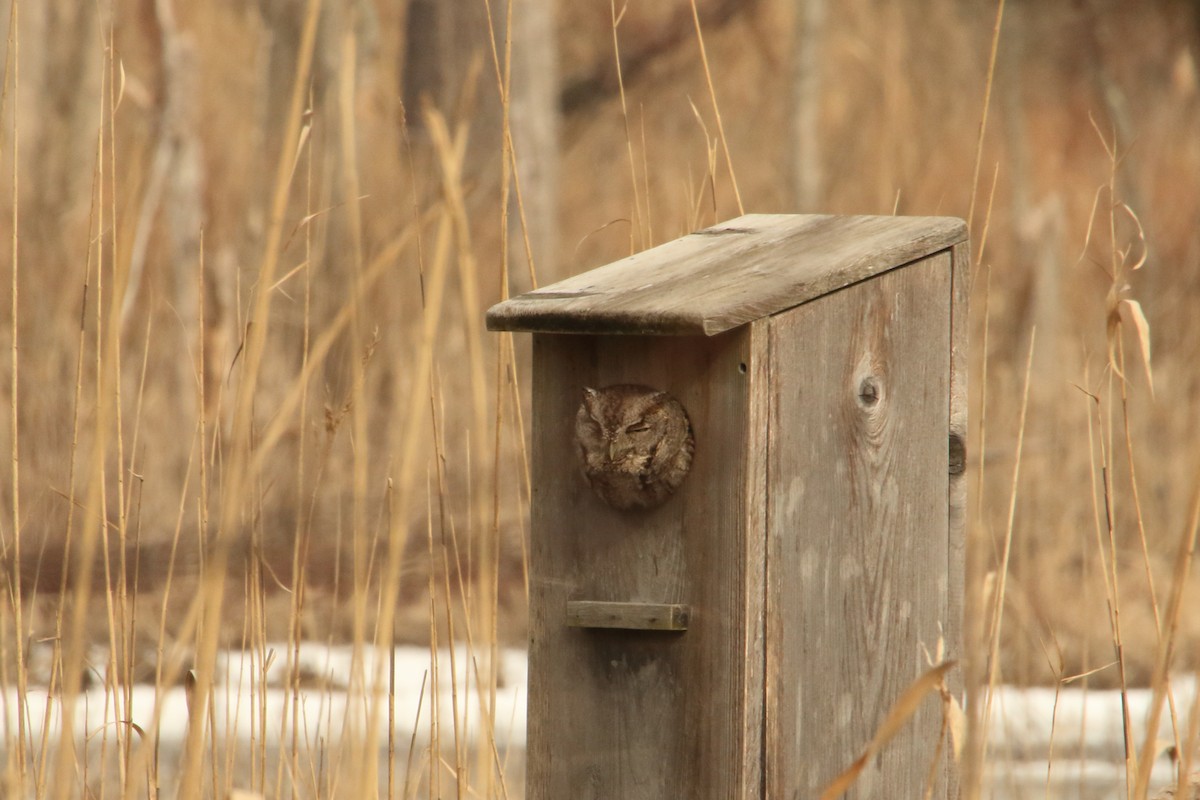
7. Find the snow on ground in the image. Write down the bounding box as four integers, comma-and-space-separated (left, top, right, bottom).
987, 679, 1198, 799
4, 643, 1195, 798
989, 678, 1197, 761
6, 643, 527, 750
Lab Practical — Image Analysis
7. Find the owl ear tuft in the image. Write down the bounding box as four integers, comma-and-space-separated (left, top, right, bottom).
583, 387, 599, 400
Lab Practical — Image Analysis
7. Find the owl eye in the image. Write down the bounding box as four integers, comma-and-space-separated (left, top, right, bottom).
625, 421, 650, 434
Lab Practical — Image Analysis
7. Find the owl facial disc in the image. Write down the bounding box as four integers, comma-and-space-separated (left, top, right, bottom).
573, 384, 695, 511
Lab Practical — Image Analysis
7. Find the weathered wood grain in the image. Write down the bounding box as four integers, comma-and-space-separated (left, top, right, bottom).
764, 253, 953, 798
945, 239, 971, 799
526, 326, 765, 800
955, 237, 984, 796
487, 214, 967, 336
740, 319, 770, 799
565, 601, 691, 631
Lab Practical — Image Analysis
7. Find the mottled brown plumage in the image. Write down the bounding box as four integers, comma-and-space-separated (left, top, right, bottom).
573, 384, 694, 511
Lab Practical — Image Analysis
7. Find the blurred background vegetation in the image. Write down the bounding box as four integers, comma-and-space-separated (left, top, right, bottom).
1, 0, 1199, 698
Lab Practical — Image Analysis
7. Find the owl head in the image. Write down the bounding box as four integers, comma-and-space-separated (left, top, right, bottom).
580, 386, 670, 465
574, 384, 695, 510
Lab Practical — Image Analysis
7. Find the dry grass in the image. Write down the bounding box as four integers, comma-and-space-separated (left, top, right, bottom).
2, 0, 1200, 797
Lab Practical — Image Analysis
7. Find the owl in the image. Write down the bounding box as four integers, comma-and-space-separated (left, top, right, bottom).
574, 384, 695, 511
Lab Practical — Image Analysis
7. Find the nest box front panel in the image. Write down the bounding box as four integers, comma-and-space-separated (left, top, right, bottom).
526, 326, 766, 800
765, 251, 955, 798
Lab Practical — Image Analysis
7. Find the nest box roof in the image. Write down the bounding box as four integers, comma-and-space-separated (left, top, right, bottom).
485, 214, 968, 336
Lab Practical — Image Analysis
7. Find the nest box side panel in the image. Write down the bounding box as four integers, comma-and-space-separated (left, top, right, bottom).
765, 252, 954, 798
526, 326, 767, 800
945, 239, 971, 799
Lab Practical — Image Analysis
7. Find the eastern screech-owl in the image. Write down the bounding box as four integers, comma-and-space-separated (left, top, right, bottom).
574, 384, 695, 511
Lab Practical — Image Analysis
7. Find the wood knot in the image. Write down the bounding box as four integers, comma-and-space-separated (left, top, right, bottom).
948, 433, 966, 475
857, 377, 881, 407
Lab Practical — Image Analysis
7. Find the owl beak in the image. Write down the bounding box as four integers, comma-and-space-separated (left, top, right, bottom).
608, 441, 618, 462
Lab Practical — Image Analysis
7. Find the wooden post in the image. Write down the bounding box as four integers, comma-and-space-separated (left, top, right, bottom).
488, 214, 969, 799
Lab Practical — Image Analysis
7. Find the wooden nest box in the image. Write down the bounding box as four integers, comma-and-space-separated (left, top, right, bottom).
487, 214, 970, 798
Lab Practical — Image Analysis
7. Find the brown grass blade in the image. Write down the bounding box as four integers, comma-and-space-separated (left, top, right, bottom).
689, 0, 742, 216
967, 0, 1006, 229
1134, 460, 1200, 797
1118, 298, 1154, 396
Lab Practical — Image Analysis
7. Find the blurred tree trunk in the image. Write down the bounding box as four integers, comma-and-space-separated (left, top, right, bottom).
400, 0, 440, 134
507, 0, 559, 289
122, 0, 207, 426
402, 0, 561, 291
1001, 3, 1057, 692
24, 1, 101, 253
401, 0, 501, 158
1003, 3, 1063, 383
790, 0, 825, 211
